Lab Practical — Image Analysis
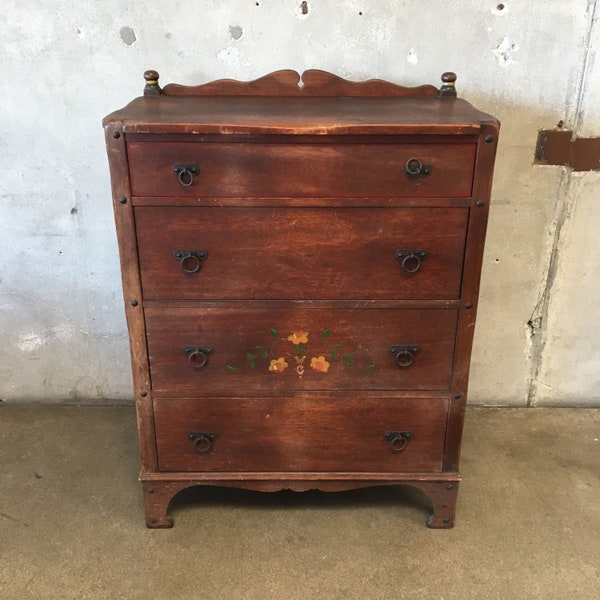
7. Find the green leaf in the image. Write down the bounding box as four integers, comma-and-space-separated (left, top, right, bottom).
255, 346, 268, 359
331, 350, 337, 359
249, 361, 256, 370
246, 353, 257, 361
322, 328, 331, 338
364, 364, 375, 372
226, 365, 237, 371
343, 354, 355, 369
270, 328, 279, 338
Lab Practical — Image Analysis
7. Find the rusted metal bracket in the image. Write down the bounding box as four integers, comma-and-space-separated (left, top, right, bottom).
535, 129, 600, 171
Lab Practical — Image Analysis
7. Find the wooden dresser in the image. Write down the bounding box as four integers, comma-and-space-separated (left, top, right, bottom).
103, 69, 499, 528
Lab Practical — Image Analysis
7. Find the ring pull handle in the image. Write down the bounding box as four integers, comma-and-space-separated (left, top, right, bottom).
188, 432, 217, 454
173, 164, 199, 187
404, 158, 431, 178
395, 249, 428, 273
173, 249, 208, 273
383, 431, 414, 452
182, 345, 214, 370
389, 345, 420, 368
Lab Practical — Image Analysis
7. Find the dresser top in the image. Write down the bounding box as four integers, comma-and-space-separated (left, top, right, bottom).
103, 70, 499, 137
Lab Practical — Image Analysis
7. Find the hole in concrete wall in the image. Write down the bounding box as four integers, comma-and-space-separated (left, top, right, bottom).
497, 3, 505, 10
301, 1, 308, 15
119, 26, 136, 46
527, 316, 542, 336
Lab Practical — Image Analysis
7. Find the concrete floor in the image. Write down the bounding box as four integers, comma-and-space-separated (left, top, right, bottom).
0, 406, 598, 599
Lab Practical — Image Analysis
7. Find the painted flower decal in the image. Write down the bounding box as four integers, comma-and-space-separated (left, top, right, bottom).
268, 357, 289, 373
310, 355, 330, 373
227, 326, 373, 376
287, 331, 309, 345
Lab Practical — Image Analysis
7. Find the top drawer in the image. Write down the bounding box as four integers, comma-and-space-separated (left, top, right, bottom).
127, 141, 476, 198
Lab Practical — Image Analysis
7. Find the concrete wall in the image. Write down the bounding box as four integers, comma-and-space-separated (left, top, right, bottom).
1, 1, 599, 406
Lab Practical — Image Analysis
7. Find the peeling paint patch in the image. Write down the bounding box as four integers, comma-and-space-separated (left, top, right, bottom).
229, 25, 243, 40
407, 47, 418, 64
217, 46, 241, 66
493, 36, 518, 66
17, 332, 46, 352
119, 26, 136, 46
16, 323, 77, 353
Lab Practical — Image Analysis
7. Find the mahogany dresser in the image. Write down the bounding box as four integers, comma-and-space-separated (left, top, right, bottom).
103, 69, 499, 528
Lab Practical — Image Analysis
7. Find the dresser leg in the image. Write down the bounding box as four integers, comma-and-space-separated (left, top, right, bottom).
141, 481, 188, 528
409, 480, 460, 528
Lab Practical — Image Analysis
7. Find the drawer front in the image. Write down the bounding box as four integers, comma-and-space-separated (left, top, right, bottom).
127, 141, 476, 198
136, 206, 468, 301
153, 396, 449, 473
145, 307, 458, 394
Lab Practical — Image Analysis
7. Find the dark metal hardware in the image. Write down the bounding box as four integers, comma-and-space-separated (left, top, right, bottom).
389, 345, 420, 368
188, 432, 217, 454
173, 249, 208, 273
395, 249, 428, 273
173, 163, 199, 186
182, 345, 214, 370
404, 158, 431, 178
383, 431, 414, 452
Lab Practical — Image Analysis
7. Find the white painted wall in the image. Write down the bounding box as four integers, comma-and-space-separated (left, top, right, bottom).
1, 0, 598, 405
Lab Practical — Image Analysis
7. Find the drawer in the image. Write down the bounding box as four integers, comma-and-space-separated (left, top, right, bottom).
127, 141, 476, 198
153, 396, 449, 472
145, 307, 458, 394
135, 206, 468, 301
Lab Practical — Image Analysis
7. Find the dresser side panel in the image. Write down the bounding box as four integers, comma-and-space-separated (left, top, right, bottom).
444, 121, 500, 471
104, 124, 158, 472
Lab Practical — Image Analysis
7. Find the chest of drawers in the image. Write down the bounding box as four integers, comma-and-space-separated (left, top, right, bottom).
103, 69, 499, 528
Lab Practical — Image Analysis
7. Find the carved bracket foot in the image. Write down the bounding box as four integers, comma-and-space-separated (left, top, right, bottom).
409, 480, 460, 528
141, 480, 192, 528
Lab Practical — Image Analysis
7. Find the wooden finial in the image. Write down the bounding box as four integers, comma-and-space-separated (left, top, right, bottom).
439, 72, 457, 98
144, 70, 161, 96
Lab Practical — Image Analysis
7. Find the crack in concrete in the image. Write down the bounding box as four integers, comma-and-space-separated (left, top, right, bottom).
527, 169, 573, 406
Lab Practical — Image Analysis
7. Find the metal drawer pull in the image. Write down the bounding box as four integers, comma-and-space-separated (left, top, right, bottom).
182, 345, 214, 370
383, 431, 414, 452
173, 249, 208, 273
395, 249, 428, 273
173, 163, 199, 186
404, 158, 431, 178
188, 432, 217, 454
389, 345, 420, 368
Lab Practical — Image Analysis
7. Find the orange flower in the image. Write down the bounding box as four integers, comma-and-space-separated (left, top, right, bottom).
310, 356, 330, 373
287, 331, 309, 345
268, 357, 289, 373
